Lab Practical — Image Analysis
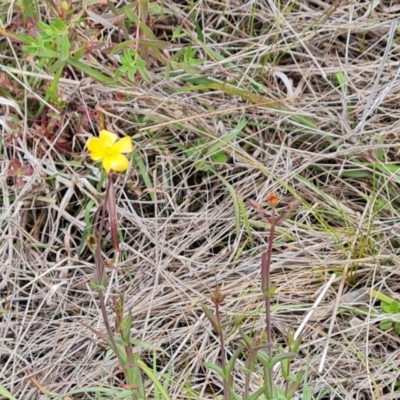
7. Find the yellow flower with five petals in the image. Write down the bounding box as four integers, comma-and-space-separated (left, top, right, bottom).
87, 130, 133, 173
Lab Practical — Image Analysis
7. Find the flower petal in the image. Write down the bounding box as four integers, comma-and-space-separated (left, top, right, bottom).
90, 152, 104, 161
112, 136, 133, 153
109, 154, 130, 172
102, 156, 112, 173
87, 137, 103, 153
99, 130, 118, 146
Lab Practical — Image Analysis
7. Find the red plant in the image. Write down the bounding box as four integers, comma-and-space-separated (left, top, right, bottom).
8, 159, 33, 188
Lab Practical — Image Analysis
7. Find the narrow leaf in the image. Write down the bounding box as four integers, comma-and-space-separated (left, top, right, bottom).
67, 57, 112, 83
201, 303, 221, 333
271, 352, 297, 367
206, 118, 247, 156
204, 362, 226, 378
137, 358, 172, 400
0, 386, 17, 400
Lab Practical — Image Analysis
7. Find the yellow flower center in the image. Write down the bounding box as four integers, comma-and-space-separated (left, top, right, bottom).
104, 146, 115, 156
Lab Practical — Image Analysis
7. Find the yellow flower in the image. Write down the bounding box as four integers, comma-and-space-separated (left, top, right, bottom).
87, 130, 133, 173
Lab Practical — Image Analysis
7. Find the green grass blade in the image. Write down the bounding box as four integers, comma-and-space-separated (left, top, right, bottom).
67, 57, 112, 83
132, 151, 156, 202
0, 386, 17, 400
137, 359, 172, 400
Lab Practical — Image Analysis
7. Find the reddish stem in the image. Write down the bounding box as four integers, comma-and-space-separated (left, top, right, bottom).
215, 302, 229, 400
263, 224, 276, 358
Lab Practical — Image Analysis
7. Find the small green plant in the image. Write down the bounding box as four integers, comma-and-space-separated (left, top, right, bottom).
19, 18, 71, 112
202, 196, 303, 399
115, 49, 151, 82
1, 17, 111, 119
169, 46, 205, 75
107, 1, 169, 82
21, 19, 70, 63
368, 289, 400, 334
0, 16, 112, 99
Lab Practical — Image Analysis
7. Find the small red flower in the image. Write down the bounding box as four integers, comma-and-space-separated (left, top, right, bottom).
266, 194, 279, 208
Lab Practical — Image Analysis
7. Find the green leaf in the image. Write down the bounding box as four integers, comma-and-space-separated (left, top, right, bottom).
37, 20, 50, 34
78, 199, 95, 255
136, 57, 151, 82
368, 288, 396, 305
292, 337, 302, 353
172, 26, 184, 41
281, 357, 289, 379
229, 388, 242, 400
380, 320, 393, 331
121, 312, 133, 343
59, 36, 71, 61
390, 300, 400, 314
23, 0, 36, 18
194, 20, 204, 42
132, 150, 156, 202
286, 371, 304, 399
194, 160, 211, 172
212, 151, 227, 164
128, 66, 136, 81
123, 6, 157, 40
45, 61, 65, 103
334, 71, 346, 87
18, 33, 37, 45
113, 389, 145, 399
206, 118, 247, 156
107, 0, 120, 17
49, 59, 66, 74
375, 135, 384, 162
248, 386, 269, 400
302, 388, 313, 400
204, 362, 226, 378
271, 352, 297, 367
67, 57, 112, 83
239, 327, 254, 349
0, 386, 17, 400
225, 348, 242, 376
53, 18, 66, 30
131, 339, 162, 351
201, 303, 221, 333
256, 350, 271, 368
382, 301, 393, 313
291, 114, 316, 128
140, 0, 149, 22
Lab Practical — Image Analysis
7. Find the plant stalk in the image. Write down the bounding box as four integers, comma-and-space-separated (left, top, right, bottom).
215, 301, 229, 400
263, 224, 275, 358
95, 176, 141, 395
